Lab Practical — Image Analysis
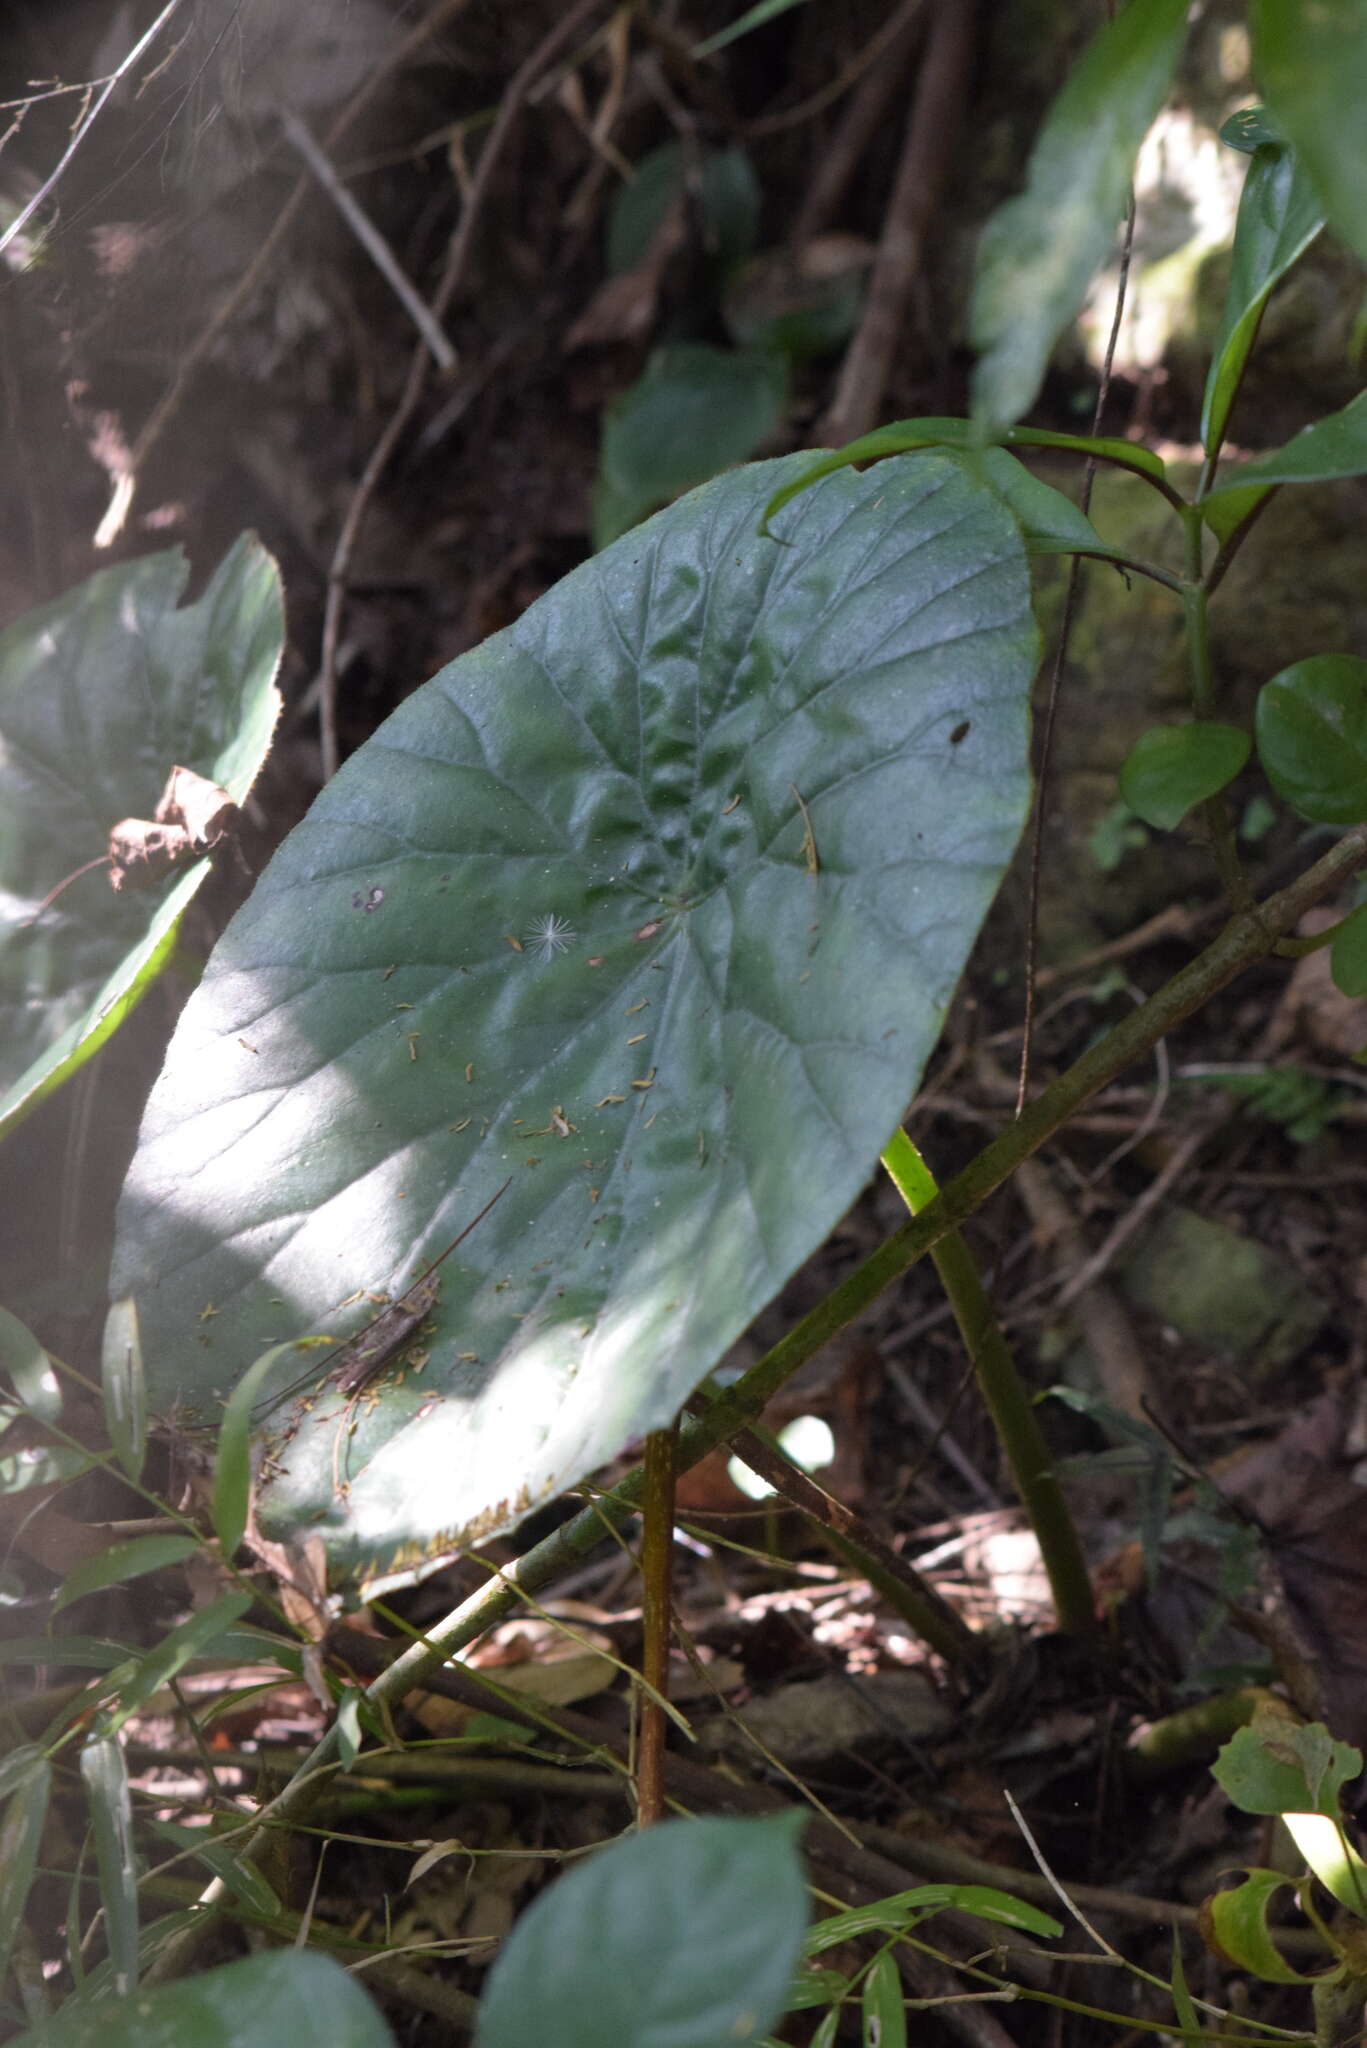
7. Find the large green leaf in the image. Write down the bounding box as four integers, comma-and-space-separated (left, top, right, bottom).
1201, 140, 1324, 455
111, 454, 1038, 1582
11, 1949, 395, 2048
475, 1814, 808, 2048
1253, 0, 1367, 268
969, 0, 1189, 429
0, 538, 283, 1139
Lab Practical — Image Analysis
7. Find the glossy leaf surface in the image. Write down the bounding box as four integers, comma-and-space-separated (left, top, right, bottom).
1255, 655, 1367, 823
970, 0, 1188, 428
1118, 722, 1251, 830
11, 1948, 395, 2048
1201, 141, 1324, 454
0, 538, 282, 1138
113, 455, 1037, 1582
475, 1813, 807, 2048
1253, 0, 1367, 266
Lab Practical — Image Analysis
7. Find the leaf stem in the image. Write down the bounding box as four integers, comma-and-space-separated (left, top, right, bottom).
636, 1424, 676, 1828
880, 1130, 1094, 1636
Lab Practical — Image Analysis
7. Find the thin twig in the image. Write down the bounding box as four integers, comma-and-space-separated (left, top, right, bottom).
278, 108, 457, 370
636, 1423, 677, 1827
756, 0, 927, 153
316, 0, 607, 779
1016, 180, 1138, 1115
0, 0, 190, 263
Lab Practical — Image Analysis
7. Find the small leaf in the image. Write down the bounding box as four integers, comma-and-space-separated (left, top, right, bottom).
1201, 479, 1273, 546
474, 1812, 808, 2048
862, 1951, 907, 2048
1201, 141, 1324, 455
1169, 1932, 1203, 2039
1255, 654, 1367, 822
608, 142, 759, 277
81, 1736, 139, 1997
0, 1305, 61, 1422
7, 1948, 396, 2048
785, 1967, 852, 2011
214, 1341, 310, 1558
101, 1297, 146, 1482
593, 343, 787, 546
1219, 106, 1287, 155
1252, 0, 1367, 267
97, 1590, 251, 1736
0, 1757, 50, 1992
1201, 1869, 1325, 1983
53, 1535, 200, 1615
1331, 902, 1367, 998
805, 1883, 1060, 1955
1119, 723, 1251, 829
0, 1635, 133, 1670
810, 2011, 842, 2048
336, 1686, 365, 1769
1203, 388, 1367, 501
969, 0, 1189, 428
930, 447, 1136, 567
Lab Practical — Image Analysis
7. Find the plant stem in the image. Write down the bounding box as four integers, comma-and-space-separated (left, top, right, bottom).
1182, 503, 1255, 910
880, 1130, 1094, 1635
636, 1424, 676, 1827
146, 819, 1367, 1981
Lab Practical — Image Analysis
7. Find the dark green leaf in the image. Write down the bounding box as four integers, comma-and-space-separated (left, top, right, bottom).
925, 447, 1135, 568
1252, 0, 1367, 266
1200, 478, 1273, 546
970, 0, 1189, 428
9, 1948, 396, 2048
0, 1305, 61, 1422
0, 1744, 46, 1803
1119, 723, 1251, 829
1203, 389, 1367, 501
762, 418, 1173, 532
607, 143, 759, 277
1201, 144, 1324, 454
53, 1536, 200, 1615
475, 1813, 808, 2048
806, 1884, 1061, 1955
1331, 902, 1367, 998
0, 538, 283, 1139
81, 1736, 139, 1997
593, 344, 787, 547
1220, 106, 1286, 155
1203, 1869, 1323, 1983
112, 454, 1038, 1584
0, 1757, 50, 1993
785, 1968, 851, 2011
101, 1297, 146, 1482
98, 1591, 251, 1735
1255, 654, 1367, 822
861, 1952, 906, 2048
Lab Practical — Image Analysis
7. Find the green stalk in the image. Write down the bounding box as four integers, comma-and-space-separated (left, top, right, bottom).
1183, 503, 1254, 911
881, 1129, 1093, 1636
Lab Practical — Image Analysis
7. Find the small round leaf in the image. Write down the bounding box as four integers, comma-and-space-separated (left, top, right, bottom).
1255, 655, 1367, 823
1119, 721, 1250, 830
